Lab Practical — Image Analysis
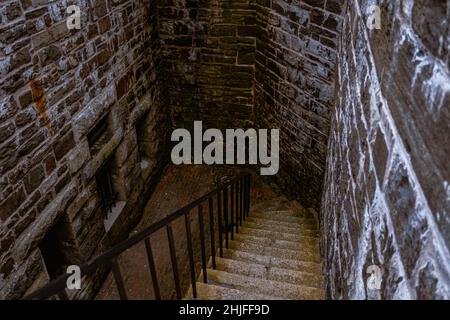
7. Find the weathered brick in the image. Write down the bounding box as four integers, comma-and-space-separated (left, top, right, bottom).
0, 122, 15, 142
18, 90, 33, 108
24, 165, 45, 194
5, 2, 22, 21
53, 131, 75, 161
15, 108, 36, 127
38, 45, 61, 65
373, 129, 389, 182
16, 130, 44, 157
0, 186, 26, 221
0, 0, 167, 301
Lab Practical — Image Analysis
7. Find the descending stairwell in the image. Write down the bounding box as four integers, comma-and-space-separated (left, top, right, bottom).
27, 174, 325, 301
188, 197, 325, 300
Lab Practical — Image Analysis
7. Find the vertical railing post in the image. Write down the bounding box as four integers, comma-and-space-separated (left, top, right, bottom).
111, 258, 128, 300
198, 204, 208, 283
230, 184, 234, 240
166, 225, 182, 299
235, 179, 239, 233
223, 187, 229, 249
247, 174, 251, 216
217, 190, 223, 257
245, 175, 250, 217
144, 238, 161, 300
208, 197, 216, 269
243, 176, 246, 219
184, 211, 197, 298
240, 177, 244, 226
244, 175, 248, 219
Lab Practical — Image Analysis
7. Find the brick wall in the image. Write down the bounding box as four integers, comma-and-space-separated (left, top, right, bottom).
255, 0, 343, 209
321, 0, 450, 299
0, 0, 169, 299
0, 0, 344, 299
160, 0, 343, 210
3, 0, 448, 301
158, 0, 256, 129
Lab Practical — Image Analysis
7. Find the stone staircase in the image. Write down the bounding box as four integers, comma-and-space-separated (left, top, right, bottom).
187, 197, 324, 300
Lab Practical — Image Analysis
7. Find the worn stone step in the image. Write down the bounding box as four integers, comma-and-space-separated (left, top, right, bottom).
228, 240, 320, 263
250, 211, 317, 226
233, 233, 320, 252
238, 226, 319, 245
232, 232, 319, 253
258, 209, 314, 219
222, 248, 322, 274
205, 269, 324, 300
242, 221, 318, 237
245, 216, 317, 231
252, 209, 316, 221
254, 209, 297, 216
187, 282, 283, 300
250, 197, 291, 212
213, 257, 323, 289
268, 266, 323, 289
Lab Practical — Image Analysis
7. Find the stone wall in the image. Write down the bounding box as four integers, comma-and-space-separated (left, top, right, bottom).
255, 0, 343, 209
160, 0, 343, 210
158, 0, 256, 129
0, 0, 344, 299
0, 0, 169, 299
3, 0, 447, 301
321, 0, 450, 299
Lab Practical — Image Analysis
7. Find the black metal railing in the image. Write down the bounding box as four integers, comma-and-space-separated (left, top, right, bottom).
24, 173, 252, 300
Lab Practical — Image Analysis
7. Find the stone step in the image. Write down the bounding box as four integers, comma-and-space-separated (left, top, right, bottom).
258, 209, 314, 219
269, 265, 323, 289
228, 240, 321, 263
205, 269, 324, 300
245, 216, 317, 231
223, 248, 322, 275
213, 257, 323, 289
250, 197, 291, 212
233, 233, 320, 252
242, 221, 318, 237
254, 209, 298, 216
250, 211, 317, 226
238, 226, 319, 245
191, 282, 284, 300
252, 208, 315, 219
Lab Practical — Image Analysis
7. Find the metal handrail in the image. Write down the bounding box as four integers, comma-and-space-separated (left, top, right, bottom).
24, 172, 252, 300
